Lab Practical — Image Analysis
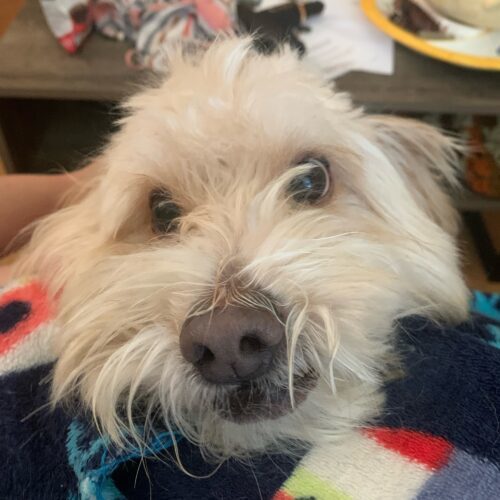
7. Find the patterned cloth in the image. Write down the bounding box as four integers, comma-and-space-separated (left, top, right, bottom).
1, 280, 500, 499
40, 0, 236, 70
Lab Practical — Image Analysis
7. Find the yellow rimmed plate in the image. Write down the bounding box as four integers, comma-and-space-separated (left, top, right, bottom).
361, 0, 500, 71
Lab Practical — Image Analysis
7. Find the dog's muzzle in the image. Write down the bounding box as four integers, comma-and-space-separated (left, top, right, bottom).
180, 305, 284, 385
180, 305, 317, 422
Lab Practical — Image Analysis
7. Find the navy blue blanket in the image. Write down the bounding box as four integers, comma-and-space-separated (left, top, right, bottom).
1, 282, 499, 499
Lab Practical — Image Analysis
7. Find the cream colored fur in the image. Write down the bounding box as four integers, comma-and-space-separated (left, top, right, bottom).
16, 38, 469, 459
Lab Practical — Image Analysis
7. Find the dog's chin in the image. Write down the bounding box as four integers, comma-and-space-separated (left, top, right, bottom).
219, 371, 318, 424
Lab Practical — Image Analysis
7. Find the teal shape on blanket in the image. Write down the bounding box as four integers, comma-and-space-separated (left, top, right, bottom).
472, 291, 500, 348
66, 420, 181, 500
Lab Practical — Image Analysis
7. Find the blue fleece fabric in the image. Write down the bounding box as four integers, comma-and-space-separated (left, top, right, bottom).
0, 292, 499, 499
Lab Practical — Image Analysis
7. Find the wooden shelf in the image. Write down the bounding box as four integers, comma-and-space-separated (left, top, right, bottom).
1, 0, 500, 115
0, 0, 144, 102
456, 191, 500, 212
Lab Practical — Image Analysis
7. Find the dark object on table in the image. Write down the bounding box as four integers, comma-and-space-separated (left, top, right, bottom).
391, 0, 442, 36
238, 1, 324, 56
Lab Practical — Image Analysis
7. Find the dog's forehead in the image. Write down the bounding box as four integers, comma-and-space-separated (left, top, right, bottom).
129, 44, 354, 148
118, 41, 359, 200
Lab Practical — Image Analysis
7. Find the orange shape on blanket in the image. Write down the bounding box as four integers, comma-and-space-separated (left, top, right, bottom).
0, 282, 54, 355
364, 427, 453, 470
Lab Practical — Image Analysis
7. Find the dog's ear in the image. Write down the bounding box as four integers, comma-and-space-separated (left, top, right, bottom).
366, 115, 462, 236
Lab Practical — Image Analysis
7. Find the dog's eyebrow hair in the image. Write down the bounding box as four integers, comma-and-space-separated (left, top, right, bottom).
291, 152, 328, 165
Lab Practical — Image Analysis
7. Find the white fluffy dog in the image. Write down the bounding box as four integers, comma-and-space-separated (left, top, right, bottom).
18, 38, 469, 459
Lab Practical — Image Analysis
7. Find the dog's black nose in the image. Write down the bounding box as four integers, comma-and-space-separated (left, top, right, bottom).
180, 306, 284, 384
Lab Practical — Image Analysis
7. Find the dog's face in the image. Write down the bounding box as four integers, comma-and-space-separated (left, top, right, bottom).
20, 39, 469, 458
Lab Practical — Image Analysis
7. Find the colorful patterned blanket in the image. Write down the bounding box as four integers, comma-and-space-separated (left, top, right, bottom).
1, 280, 500, 499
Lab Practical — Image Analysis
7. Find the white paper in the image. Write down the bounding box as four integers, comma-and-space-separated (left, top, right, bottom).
257, 0, 394, 78
253, 0, 394, 78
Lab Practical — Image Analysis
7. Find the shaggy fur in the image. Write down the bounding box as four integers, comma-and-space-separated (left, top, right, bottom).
17, 38, 469, 460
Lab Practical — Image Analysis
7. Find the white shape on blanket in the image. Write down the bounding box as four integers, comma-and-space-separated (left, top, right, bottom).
299, 431, 432, 499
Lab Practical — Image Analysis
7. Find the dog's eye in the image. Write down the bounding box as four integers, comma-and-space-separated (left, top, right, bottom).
287, 158, 331, 204
150, 189, 181, 233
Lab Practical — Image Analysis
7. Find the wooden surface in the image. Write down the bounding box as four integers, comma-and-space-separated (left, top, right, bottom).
0, 0, 145, 101
456, 191, 500, 211
462, 225, 500, 292
2, 0, 500, 113
0, 0, 24, 38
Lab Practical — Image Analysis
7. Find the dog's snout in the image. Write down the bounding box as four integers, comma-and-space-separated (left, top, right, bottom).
180, 306, 284, 384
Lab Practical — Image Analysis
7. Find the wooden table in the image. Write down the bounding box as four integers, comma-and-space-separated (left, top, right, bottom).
2, 0, 500, 110
0, 0, 499, 276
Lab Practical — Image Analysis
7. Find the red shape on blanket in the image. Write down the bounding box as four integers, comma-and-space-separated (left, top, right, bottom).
365, 427, 453, 470
0, 282, 54, 355
273, 491, 294, 500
